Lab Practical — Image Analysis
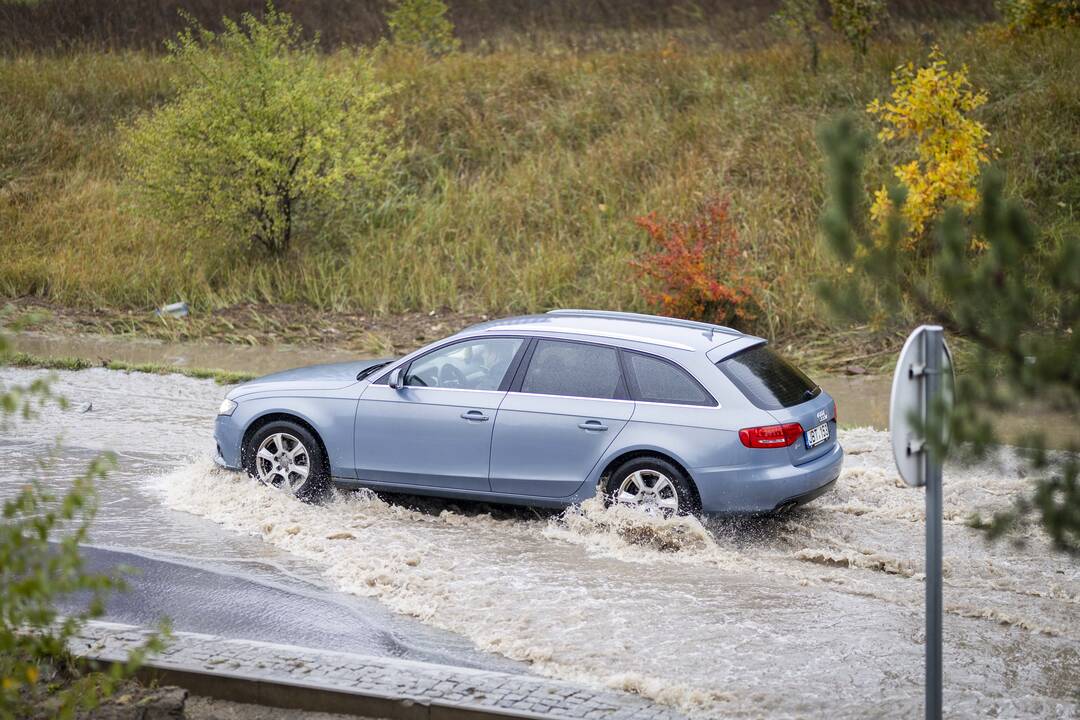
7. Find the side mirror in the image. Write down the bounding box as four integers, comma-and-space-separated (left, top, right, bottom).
387, 367, 404, 390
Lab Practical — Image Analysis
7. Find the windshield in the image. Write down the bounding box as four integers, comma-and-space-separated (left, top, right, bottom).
717, 344, 820, 410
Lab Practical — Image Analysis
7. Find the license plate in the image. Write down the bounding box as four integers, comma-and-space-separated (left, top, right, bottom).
805, 422, 830, 448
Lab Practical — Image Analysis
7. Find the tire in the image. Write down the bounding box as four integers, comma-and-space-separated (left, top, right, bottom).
243, 420, 328, 501
605, 456, 700, 518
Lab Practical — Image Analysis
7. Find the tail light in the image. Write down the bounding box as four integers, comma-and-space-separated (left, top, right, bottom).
833, 399, 838, 424
739, 423, 803, 448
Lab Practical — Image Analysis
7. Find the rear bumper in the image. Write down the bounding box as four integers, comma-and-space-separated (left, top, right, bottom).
773, 475, 837, 512
693, 442, 843, 514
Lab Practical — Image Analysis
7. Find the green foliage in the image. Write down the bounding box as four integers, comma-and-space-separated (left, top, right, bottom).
827, 0, 887, 57
385, 0, 460, 55
772, 0, 823, 74
0, 318, 169, 718
818, 116, 1080, 555
122, 6, 399, 257
998, 0, 1080, 32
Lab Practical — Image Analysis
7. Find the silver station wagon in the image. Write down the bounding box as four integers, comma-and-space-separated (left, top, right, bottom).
214, 310, 842, 516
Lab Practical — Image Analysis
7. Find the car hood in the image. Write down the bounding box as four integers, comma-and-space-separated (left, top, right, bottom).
227, 359, 392, 399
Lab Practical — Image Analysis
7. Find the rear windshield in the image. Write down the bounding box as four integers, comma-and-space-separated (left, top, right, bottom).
717, 344, 820, 410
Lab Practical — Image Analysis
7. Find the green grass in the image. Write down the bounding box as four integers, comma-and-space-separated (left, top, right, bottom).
1, 24, 1077, 339
5, 353, 97, 371
3, 352, 256, 384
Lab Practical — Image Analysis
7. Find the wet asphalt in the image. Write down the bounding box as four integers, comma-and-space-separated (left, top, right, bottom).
66, 545, 525, 671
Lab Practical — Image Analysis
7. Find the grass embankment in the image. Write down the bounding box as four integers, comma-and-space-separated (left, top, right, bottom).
4, 351, 256, 384
1, 26, 1078, 341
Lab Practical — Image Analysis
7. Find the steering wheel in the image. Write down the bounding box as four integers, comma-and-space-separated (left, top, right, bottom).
439, 363, 467, 389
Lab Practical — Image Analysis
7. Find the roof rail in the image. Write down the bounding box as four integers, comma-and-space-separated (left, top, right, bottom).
546, 309, 740, 336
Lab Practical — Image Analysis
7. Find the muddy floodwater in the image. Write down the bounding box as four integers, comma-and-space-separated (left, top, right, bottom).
3, 364, 1078, 719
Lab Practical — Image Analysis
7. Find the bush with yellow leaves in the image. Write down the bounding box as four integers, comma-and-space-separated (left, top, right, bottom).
867, 48, 991, 251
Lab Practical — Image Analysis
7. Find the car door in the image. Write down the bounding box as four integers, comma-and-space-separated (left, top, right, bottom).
489, 339, 633, 498
354, 336, 526, 492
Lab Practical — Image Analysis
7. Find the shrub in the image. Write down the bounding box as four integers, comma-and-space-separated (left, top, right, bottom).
827, 0, 887, 58
1, 462, 129, 719
772, 0, 824, 74
385, 0, 460, 56
0, 320, 167, 718
632, 199, 760, 329
122, 6, 399, 258
998, 0, 1080, 32
867, 48, 991, 251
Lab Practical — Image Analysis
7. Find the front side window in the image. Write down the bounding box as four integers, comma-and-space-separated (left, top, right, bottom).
405, 338, 523, 390
717, 344, 820, 410
625, 352, 713, 406
521, 340, 622, 399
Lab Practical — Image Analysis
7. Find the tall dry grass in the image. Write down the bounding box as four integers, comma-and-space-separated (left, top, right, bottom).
1, 25, 1077, 338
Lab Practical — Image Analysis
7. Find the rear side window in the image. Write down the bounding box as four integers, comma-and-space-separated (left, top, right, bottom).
521, 340, 622, 399
624, 352, 714, 406
717, 344, 820, 410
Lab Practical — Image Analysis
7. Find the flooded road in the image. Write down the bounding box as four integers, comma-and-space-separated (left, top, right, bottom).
1, 366, 524, 672
3, 364, 1078, 718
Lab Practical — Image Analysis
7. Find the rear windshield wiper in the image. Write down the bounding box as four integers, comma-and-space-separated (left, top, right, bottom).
356, 361, 391, 381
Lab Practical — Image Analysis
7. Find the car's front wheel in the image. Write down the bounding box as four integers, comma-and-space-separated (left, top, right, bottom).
244, 420, 327, 500
606, 456, 699, 518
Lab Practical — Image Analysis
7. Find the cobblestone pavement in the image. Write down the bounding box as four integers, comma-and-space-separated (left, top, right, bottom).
73, 622, 689, 720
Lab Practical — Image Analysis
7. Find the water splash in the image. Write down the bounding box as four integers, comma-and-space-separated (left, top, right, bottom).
156, 429, 1079, 718
544, 497, 728, 561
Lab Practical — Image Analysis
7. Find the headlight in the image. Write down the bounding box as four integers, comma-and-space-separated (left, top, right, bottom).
218, 398, 237, 416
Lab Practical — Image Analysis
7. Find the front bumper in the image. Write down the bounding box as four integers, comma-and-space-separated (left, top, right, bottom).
214, 414, 244, 470
693, 442, 843, 514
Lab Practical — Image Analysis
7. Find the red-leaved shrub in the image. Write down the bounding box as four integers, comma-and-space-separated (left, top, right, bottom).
632, 198, 759, 328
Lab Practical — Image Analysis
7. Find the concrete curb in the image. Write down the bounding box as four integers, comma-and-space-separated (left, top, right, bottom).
74, 622, 685, 720
93, 659, 555, 720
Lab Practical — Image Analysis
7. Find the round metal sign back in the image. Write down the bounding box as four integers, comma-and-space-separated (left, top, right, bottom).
890, 325, 954, 487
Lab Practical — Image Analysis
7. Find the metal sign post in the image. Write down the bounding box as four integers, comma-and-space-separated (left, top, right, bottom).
889, 325, 953, 720
922, 327, 944, 720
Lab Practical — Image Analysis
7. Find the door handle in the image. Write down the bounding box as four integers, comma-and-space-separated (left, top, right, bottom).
578, 420, 608, 431
461, 410, 489, 422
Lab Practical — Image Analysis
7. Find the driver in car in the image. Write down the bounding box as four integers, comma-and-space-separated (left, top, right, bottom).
467, 342, 513, 390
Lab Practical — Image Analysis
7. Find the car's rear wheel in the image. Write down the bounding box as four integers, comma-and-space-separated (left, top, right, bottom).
606, 456, 699, 518
244, 420, 327, 500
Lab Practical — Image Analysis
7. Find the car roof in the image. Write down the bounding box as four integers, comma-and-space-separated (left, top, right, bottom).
458, 309, 763, 355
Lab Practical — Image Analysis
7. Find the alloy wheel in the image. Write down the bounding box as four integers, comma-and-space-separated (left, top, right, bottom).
254, 432, 310, 495
614, 469, 680, 517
